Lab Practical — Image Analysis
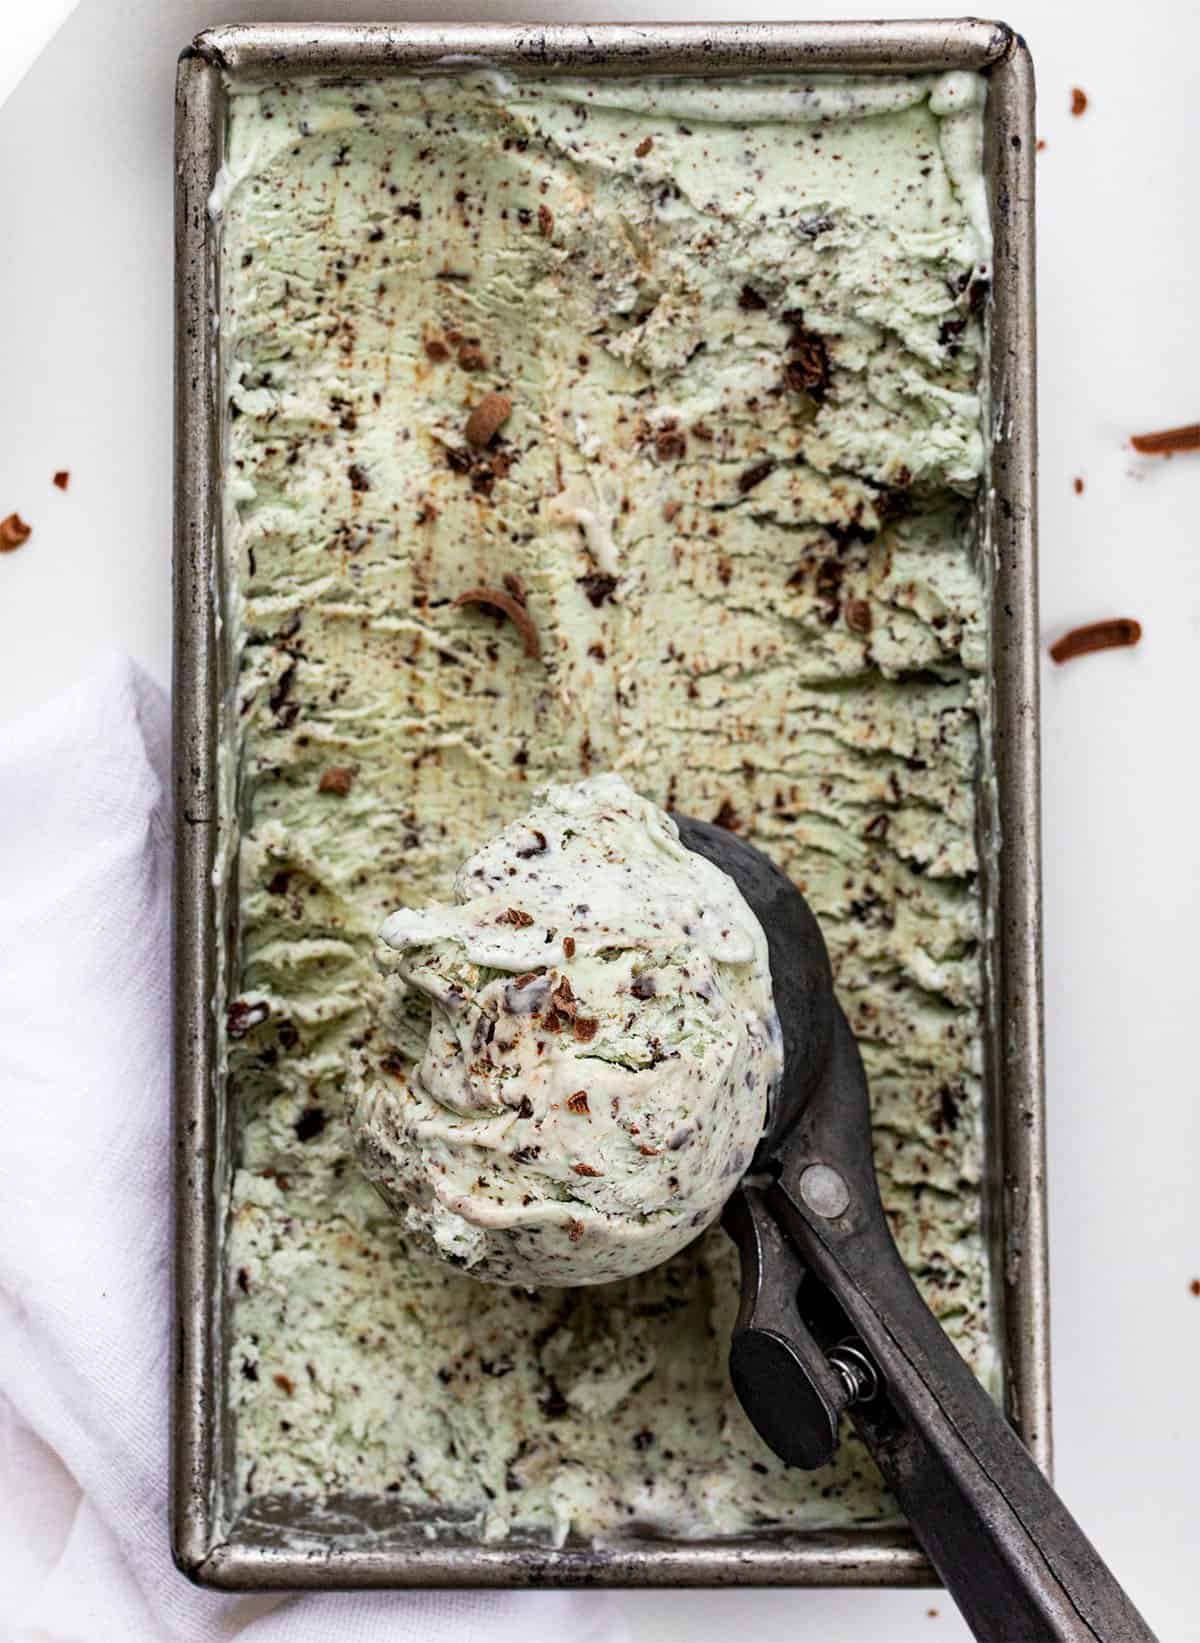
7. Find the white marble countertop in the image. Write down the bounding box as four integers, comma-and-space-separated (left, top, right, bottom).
1, 2, 1196, 1638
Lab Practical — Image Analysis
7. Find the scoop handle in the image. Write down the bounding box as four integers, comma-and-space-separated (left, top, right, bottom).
773, 1008, 1155, 1643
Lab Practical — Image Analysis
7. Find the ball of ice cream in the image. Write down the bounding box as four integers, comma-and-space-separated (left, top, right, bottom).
351, 774, 782, 1286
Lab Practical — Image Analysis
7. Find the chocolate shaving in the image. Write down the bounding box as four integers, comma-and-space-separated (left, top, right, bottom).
737, 459, 775, 495
497, 907, 534, 927
458, 342, 487, 371
465, 391, 512, 449
738, 284, 768, 312
273, 1373, 295, 1396
578, 573, 617, 607
844, 598, 873, 635
318, 766, 354, 796
347, 463, 371, 492
783, 321, 831, 402
453, 586, 541, 659
1049, 618, 1142, 664
537, 204, 554, 237
566, 1217, 584, 1243
1130, 423, 1200, 456
572, 1016, 599, 1043
562, 935, 576, 959
712, 797, 741, 832
638, 1144, 661, 1157
566, 1090, 591, 1116
572, 1162, 603, 1177
634, 136, 653, 158
655, 427, 687, 463
424, 338, 450, 362
227, 998, 269, 1038
0, 513, 31, 552
516, 828, 548, 859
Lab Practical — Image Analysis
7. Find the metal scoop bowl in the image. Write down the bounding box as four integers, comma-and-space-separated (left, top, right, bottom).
675, 816, 1153, 1643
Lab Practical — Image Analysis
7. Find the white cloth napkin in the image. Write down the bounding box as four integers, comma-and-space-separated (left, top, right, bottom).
0, 654, 629, 1643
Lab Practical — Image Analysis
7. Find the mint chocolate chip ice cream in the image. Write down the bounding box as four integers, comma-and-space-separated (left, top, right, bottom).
217, 64, 995, 1545
352, 775, 782, 1285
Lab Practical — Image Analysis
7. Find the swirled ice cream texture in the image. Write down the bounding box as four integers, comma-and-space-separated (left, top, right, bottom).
353, 776, 782, 1285
218, 64, 996, 1545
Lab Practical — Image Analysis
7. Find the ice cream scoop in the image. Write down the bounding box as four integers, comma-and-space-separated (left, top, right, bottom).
351, 775, 781, 1286
675, 815, 1153, 1643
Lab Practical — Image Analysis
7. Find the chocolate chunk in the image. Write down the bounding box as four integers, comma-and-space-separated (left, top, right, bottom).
318, 765, 354, 796
294, 1106, 327, 1142
464, 392, 513, 449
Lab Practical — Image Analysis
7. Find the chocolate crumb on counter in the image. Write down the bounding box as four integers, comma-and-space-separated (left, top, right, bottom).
1070, 87, 1088, 116
453, 585, 541, 658
1130, 422, 1200, 456
53, 470, 70, 491
0, 513, 31, 552
1073, 477, 1084, 494
1049, 618, 1142, 664
1190, 1279, 1200, 1297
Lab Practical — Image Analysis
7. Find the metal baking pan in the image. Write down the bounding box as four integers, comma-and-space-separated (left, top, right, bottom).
173, 19, 1042, 1590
